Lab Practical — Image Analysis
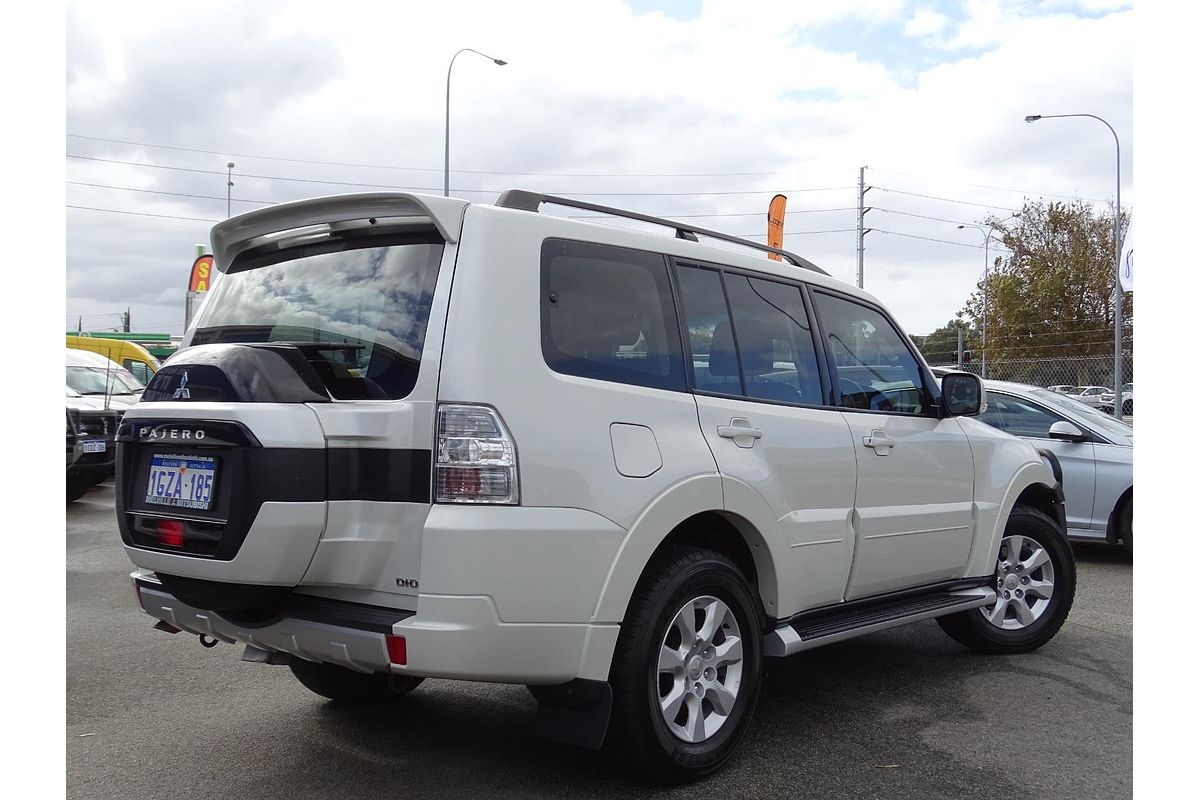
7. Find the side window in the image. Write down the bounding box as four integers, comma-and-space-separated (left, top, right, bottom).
812, 292, 932, 415
988, 394, 1064, 438
723, 274, 824, 404
541, 239, 685, 392
676, 265, 740, 394
977, 398, 1009, 431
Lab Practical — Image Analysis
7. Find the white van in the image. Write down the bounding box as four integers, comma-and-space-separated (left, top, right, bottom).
116, 191, 1073, 783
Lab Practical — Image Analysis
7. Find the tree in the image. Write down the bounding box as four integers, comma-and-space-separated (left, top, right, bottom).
912, 319, 976, 366
960, 199, 1131, 384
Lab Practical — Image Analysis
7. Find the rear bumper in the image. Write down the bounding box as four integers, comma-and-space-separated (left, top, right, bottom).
133, 571, 619, 684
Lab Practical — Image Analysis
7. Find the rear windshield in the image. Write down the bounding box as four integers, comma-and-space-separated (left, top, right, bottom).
191, 234, 443, 400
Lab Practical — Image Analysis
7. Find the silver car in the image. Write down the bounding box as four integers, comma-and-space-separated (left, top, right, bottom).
975, 380, 1132, 553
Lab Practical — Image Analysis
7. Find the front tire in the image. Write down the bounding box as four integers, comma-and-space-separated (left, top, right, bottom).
937, 506, 1076, 654
1118, 498, 1133, 556
289, 659, 424, 704
608, 547, 763, 784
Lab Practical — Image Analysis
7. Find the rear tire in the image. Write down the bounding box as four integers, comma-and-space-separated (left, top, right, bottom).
937, 506, 1075, 654
289, 659, 424, 704
608, 547, 763, 784
1122, 399, 1132, 416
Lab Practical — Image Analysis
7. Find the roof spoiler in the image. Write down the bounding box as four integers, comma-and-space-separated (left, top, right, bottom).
209, 193, 470, 270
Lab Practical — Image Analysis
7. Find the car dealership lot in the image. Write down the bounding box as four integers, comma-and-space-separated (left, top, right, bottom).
68, 483, 1131, 799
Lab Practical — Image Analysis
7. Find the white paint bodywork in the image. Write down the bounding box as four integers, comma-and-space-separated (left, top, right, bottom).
123, 192, 1058, 686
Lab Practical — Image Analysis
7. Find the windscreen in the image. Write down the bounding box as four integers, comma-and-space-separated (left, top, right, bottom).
66, 366, 144, 395
1030, 388, 1132, 438
191, 234, 443, 400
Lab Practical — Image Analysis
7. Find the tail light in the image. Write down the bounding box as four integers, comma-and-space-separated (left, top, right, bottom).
435, 404, 519, 504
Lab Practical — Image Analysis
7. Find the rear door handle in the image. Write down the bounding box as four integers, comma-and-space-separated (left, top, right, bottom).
862, 429, 893, 455
717, 418, 763, 448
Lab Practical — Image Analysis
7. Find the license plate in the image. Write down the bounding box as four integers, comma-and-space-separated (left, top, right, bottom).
80, 439, 106, 454
145, 454, 217, 510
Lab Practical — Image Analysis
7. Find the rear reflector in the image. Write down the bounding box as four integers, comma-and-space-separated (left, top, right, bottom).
385, 635, 408, 665
157, 520, 184, 547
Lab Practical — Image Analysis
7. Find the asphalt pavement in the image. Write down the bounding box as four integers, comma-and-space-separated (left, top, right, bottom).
67, 482, 1132, 799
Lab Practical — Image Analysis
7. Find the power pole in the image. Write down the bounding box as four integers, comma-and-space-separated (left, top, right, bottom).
856, 166, 872, 289
123, 307, 131, 332
956, 325, 964, 369
77, 316, 83, 333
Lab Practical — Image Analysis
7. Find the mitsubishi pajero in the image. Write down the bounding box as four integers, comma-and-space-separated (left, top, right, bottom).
117, 190, 1074, 783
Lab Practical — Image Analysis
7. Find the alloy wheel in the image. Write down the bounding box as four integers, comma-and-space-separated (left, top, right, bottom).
656, 595, 744, 743
981, 534, 1056, 630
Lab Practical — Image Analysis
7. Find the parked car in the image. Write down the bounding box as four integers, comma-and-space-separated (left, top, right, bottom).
117, 190, 1073, 783
978, 381, 1131, 553
66, 387, 121, 501
1099, 382, 1132, 416
1067, 385, 1111, 408
1048, 385, 1080, 395
67, 334, 161, 385
66, 348, 144, 410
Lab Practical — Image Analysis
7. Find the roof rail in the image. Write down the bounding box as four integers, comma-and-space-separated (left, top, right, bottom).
494, 189, 830, 276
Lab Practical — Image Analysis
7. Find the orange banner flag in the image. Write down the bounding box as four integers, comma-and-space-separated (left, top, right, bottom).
189, 255, 214, 292
766, 194, 787, 260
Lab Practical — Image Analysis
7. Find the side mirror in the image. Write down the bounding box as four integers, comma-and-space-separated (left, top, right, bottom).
1048, 420, 1089, 443
941, 372, 984, 416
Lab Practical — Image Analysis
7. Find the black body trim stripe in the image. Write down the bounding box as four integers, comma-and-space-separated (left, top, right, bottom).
327, 448, 432, 503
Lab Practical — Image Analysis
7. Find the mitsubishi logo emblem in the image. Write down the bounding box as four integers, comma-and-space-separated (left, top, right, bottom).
173, 371, 192, 400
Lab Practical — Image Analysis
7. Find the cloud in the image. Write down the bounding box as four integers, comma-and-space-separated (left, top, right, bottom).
904, 9, 950, 38
64, 0, 1131, 337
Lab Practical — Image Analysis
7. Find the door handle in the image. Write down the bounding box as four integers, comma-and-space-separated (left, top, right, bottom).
717, 418, 763, 448
862, 429, 893, 455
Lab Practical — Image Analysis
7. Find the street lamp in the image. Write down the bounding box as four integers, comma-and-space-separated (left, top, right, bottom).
226, 162, 235, 218
445, 48, 507, 197
1025, 113, 1124, 417
958, 222, 1002, 379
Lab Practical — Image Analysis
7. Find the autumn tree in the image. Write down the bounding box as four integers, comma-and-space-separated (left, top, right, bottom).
960, 199, 1130, 385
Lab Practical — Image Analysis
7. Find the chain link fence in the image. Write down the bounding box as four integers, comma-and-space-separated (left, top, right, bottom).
928, 354, 1133, 405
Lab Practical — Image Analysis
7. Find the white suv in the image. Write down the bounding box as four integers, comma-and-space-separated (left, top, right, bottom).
116, 191, 1074, 783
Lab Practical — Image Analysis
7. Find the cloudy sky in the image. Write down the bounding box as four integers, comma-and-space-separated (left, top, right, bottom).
64, 0, 1132, 338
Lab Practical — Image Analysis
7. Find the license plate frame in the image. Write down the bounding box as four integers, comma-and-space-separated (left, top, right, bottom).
144, 453, 218, 511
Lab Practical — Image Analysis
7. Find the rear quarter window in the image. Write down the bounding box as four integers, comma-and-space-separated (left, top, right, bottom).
540, 239, 686, 392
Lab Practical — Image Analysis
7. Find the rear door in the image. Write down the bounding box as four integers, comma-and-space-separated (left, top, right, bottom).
809, 290, 976, 600
677, 263, 858, 615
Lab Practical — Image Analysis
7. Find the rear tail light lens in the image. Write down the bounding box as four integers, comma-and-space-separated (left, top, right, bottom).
435, 404, 519, 504
157, 520, 185, 547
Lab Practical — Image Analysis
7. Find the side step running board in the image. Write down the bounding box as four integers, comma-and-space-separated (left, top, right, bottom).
764, 587, 996, 657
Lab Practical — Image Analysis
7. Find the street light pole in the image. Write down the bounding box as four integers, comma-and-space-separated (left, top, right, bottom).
444, 48, 508, 198
1025, 113, 1124, 417
226, 161, 235, 218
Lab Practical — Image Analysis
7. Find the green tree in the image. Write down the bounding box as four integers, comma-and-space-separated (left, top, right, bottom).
960, 199, 1131, 384
912, 319, 976, 366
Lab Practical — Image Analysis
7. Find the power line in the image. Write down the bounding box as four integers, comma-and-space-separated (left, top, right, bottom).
67, 181, 854, 219
869, 166, 1107, 204
67, 205, 217, 223
67, 154, 852, 197
873, 228, 1015, 252
875, 207, 989, 228
741, 229, 856, 238
566, 207, 856, 221
67, 133, 785, 178
67, 181, 275, 206
874, 186, 1022, 213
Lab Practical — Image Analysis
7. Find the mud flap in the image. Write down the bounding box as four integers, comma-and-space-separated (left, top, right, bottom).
532, 679, 612, 750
